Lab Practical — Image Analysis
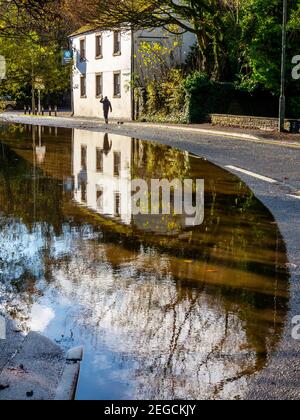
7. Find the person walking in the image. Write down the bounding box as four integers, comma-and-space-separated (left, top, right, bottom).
100, 96, 112, 124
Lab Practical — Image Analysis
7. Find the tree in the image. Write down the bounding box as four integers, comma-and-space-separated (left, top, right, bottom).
0, 32, 71, 106
63, 0, 237, 80
239, 0, 300, 94
0, 0, 74, 107
0, 0, 72, 43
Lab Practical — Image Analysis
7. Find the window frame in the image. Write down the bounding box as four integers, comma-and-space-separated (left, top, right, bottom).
80, 75, 87, 98
96, 147, 104, 172
81, 144, 87, 169
113, 31, 121, 56
113, 151, 121, 177
96, 186, 104, 212
95, 34, 103, 59
114, 192, 121, 217
81, 181, 87, 203
95, 73, 103, 98
113, 71, 121, 98
79, 37, 86, 62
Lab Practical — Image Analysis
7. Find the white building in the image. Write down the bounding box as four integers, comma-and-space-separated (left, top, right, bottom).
69, 27, 195, 120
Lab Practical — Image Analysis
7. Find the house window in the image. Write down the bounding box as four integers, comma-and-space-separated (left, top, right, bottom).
95, 34, 103, 58
80, 75, 86, 98
81, 182, 87, 203
81, 145, 87, 169
96, 148, 103, 172
113, 151, 121, 177
95, 73, 103, 98
114, 192, 121, 217
113, 31, 121, 55
113, 72, 121, 98
80, 38, 86, 61
96, 187, 104, 212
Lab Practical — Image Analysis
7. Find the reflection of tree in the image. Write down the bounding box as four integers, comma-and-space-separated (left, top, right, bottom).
132, 139, 190, 181
0, 142, 64, 234
45, 242, 280, 399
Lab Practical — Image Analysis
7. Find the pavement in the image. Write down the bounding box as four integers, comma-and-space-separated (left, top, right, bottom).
0, 315, 65, 400
2, 110, 300, 145
1, 111, 300, 400
0, 314, 83, 400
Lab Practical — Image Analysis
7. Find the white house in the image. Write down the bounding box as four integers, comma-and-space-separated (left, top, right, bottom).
69, 27, 196, 120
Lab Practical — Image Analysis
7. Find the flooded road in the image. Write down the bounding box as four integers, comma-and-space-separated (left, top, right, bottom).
0, 124, 290, 400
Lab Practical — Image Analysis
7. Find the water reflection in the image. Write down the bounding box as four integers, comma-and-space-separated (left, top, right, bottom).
0, 124, 290, 400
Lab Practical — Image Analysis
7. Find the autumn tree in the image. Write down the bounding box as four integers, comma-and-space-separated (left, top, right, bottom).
0, 1, 71, 41
63, 0, 238, 80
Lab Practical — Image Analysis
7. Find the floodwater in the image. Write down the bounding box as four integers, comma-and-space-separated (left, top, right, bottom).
0, 124, 289, 400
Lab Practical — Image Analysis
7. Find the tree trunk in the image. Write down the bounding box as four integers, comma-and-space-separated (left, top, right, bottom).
196, 32, 207, 74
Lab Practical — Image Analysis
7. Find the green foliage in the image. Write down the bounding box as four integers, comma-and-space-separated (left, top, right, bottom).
183, 72, 243, 123
0, 32, 71, 102
239, 0, 300, 95
287, 97, 300, 118
0, 3, 71, 103
184, 71, 280, 123
184, 72, 213, 122
143, 69, 282, 124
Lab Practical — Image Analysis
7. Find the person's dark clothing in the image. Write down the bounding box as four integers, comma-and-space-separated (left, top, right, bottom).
100, 98, 112, 123
103, 133, 112, 155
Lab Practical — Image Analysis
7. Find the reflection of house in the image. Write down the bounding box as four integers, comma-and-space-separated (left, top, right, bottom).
69, 28, 195, 120
73, 130, 133, 225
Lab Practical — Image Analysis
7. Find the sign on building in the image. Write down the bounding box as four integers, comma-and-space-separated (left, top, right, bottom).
62, 50, 73, 65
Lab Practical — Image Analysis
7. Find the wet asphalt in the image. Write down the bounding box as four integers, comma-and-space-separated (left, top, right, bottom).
1, 113, 300, 400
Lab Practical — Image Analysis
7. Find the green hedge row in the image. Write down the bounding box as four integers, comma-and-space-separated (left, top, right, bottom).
140, 71, 300, 124
184, 72, 300, 123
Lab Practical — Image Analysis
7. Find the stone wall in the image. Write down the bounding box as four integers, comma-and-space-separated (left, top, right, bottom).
210, 114, 300, 133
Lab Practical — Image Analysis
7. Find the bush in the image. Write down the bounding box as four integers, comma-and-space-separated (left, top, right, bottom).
142, 69, 187, 122
184, 72, 214, 122
142, 70, 297, 124
184, 72, 280, 123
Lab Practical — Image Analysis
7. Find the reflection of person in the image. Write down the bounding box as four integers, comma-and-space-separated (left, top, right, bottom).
103, 133, 112, 156
100, 95, 112, 124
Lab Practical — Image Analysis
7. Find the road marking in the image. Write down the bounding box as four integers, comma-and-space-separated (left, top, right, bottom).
226, 165, 278, 184
287, 194, 300, 200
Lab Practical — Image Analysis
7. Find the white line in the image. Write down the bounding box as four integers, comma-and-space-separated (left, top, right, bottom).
287, 194, 300, 200
225, 165, 278, 184
131, 122, 261, 141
